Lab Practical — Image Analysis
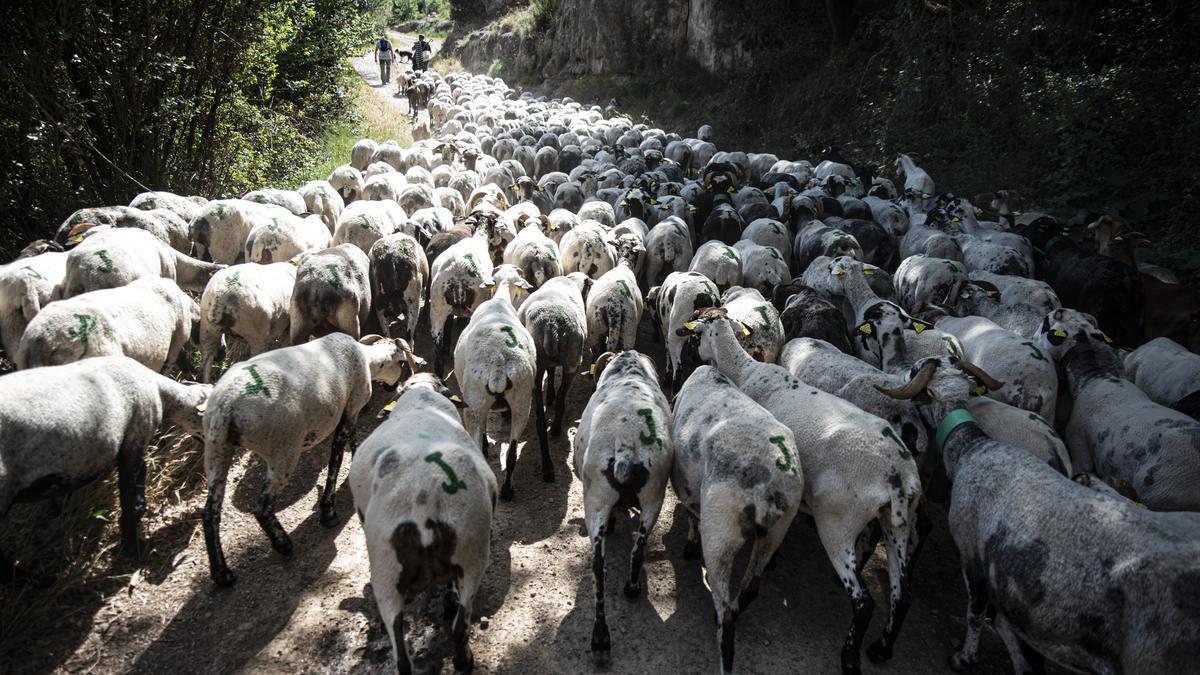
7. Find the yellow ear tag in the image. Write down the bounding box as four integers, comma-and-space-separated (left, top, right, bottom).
987, 291, 1000, 300
857, 322, 873, 336
835, 270, 847, 279
290, 257, 301, 266
649, 199, 657, 205
951, 217, 961, 224
727, 186, 735, 194
912, 321, 928, 335
448, 395, 462, 403
688, 206, 697, 213
589, 363, 596, 375
926, 388, 937, 400
740, 322, 751, 336
863, 267, 875, 276
1053, 328, 1068, 338
382, 400, 398, 412
68, 234, 85, 245
1101, 333, 1113, 344
972, 384, 987, 397
682, 321, 697, 331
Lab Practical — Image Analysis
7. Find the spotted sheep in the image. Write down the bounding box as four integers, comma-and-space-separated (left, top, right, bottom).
874, 355, 1200, 673
781, 337, 1070, 482
198, 262, 298, 382
740, 217, 792, 266
0, 250, 67, 360
924, 196, 1032, 277
935, 314, 1058, 424
893, 253, 969, 314
679, 307, 922, 674
895, 153, 934, 214
719, 286, 784, 363
369, 232, 429, 344
348, 373, 496, 675
792, 219, 863, 274
452, 265, 537, 501
188, 198, 294, 264
574, 350, 673, 668
670, 365, 802, 675
826, 256, 932, 374
0, 356, 211, 585
59, 226, 222, 298
1036, 309, 1200, 511
518, 273, 590, 472
17, 276, 197, 374
286, 243, 371, 344
429, 226, 499, 376
201, 332, 417, 586
1124, 337, 1200, 420
642, 216, 694, 289
647, 271, 719, 392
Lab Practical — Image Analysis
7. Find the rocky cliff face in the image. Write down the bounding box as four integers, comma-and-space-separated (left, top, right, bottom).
452, 0, 817, 80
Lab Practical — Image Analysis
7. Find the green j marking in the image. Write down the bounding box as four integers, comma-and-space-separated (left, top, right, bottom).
770, 435, 796, 473
325, 264, 343, 289
637, 408, 659, 445
463, 253, 481, 278
67, 314, 97, 355
242, 364, 271, 398
500, 325, 518, 347
425, 451, 467, 494
94, 250, 117, 273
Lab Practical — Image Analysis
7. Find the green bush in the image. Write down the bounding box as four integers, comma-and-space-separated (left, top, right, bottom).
531, 0, 560, 33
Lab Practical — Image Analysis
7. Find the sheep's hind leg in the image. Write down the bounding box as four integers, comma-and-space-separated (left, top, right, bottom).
320, 413, 357, 525
498, 440, 518, 501
625, 487, 664, 598
949, 566, 989, 671
116, 443, 148, 556
816, 516, 875, 675
202, 441, 238, 586
254, 454, 301, 557
532, 365, 552, 483
584, 489, 615, 666
551, 369, 574, 438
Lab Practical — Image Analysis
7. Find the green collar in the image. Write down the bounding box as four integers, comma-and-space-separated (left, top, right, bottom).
934, 409, 976, 452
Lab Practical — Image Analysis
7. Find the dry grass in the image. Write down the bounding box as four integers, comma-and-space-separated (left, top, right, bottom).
0, 423, 206, 653
302, 73, 414, 183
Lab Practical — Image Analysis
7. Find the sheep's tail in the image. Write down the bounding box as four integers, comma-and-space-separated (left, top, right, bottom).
608, 443, 650, 491
202, 286, 237, 330
486, 366, 512, 397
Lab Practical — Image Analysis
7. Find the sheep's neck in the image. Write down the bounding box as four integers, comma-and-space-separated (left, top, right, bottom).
839, 275, 879, 312
709, 321, 756, 385
157, 378, 203, 427
1062, 341, 1124, 392
937, 405, 986, 481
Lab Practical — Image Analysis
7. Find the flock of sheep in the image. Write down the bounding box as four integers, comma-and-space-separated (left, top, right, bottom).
2, 65, 1200, 675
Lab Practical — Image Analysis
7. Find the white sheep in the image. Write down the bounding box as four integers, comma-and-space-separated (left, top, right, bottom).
190, 199, 294, 264
60, 226, 222, 297
679, 307, 922, 673
429, 229, 498, 375
559, 220, 616, 278
17, 276, 196, 373
648, 271, 720, 391
332, 199, 406, 254
129, 191, 208, 223
0, 250, 67, 360
328, 164, 365, 203
350, 138, 378, 171
672, 365, 803, 675
0, 356, 210, 584
243, 213, 332, 264
502, 223, 564, 288
574, 350, 674, 666
741, 218, 791, 265
453, 265, 536, 500
1124, 337, 1200, 418
585, 256, 642, 360
289, 244, 372, 343
732, 239, 788, 298
642, 216, 693, 288
201, 332, 416, 586
197, 262, 297, 382
298, 180, 345, 232
349, 373, 496, 674
688, 241, 743, 293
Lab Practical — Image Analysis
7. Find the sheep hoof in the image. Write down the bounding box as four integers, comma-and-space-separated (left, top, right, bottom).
499, 484, 514, 502
319, 508, 340, 527
867, 640, 892, 662
452, 652, 475, 672
683, 540, 701, 560
622, 580, 641, 599
120, 537, 146, 559
949, 651, 976, 672
212, 567, 238, 588
271, 538, 294, 557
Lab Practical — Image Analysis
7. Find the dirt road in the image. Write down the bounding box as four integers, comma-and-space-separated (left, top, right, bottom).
0, 45, 1041, 675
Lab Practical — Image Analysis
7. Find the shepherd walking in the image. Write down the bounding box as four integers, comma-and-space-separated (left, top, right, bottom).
375, 34, 394, 84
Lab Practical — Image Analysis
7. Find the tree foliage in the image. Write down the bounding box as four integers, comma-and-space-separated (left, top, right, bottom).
0, 0, 385, 255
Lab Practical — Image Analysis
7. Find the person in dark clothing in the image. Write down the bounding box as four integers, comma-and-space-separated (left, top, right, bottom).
412, 35, 430, 72
375, 35, 394, 84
